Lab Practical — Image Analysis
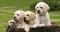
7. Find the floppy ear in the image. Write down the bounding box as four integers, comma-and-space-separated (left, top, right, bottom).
30, 12, 36, 21
44, 4, 50, 12
22, 12, 25, 16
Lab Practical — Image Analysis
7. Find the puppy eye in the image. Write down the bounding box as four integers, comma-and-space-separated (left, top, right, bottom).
40, 7, 43, 9
17, 14, 19, 16
27, 14, 29, 16
37, 7, 38, 8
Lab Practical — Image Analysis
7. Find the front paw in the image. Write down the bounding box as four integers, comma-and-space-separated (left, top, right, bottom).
38, 24, 45, 27
32, 24, 38, 28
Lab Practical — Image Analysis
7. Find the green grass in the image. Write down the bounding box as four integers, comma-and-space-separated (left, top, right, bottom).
50, 11, 60, 26
0, 0, 60, 32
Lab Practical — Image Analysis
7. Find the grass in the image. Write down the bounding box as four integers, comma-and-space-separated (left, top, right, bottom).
50, 11, 60, 25
0, 0, 60, 32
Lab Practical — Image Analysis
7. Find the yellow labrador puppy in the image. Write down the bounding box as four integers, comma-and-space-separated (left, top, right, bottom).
24, 11, 36, 32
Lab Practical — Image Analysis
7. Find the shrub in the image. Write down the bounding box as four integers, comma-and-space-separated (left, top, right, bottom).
30, 0, 60, 11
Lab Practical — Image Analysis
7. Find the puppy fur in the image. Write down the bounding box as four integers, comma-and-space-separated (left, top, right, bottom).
13, 10, 25, 29
24, 11, 36, 32
6, 10, 25, 32
34, 2, 51, 27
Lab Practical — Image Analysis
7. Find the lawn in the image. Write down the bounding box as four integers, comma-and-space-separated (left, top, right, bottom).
0, 0, 60, 32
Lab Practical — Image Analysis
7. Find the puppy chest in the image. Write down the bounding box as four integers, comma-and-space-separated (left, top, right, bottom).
40, 16, 46, 24
16, 23, 24, 28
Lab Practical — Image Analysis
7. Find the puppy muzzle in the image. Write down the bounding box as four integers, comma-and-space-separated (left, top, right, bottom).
37, 10, 40, 14
14, 16, 19, 22
37, 10, 44, 16
24, 17, 30, 24
14, 16, 16, 21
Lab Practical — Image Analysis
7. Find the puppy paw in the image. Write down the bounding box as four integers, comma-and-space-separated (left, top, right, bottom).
32, 24, 38, 28
24, 24, 29, 32
8, 20, 15, 26
38, 24, 45, 27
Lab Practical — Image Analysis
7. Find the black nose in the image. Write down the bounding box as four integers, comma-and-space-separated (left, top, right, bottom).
24, 17, 29, 24
14, 16, 16, 19
37, 10, 40, 14
14, 16, 16, 20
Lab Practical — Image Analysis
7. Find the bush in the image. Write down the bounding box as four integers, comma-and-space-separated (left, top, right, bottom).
43, 0, 60, 11
30, 0, 60, 11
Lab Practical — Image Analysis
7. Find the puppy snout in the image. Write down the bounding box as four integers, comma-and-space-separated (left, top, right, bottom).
14, 16, 16, 19
24, 17, 30, 24
14, 16, 16, 20
37, 10, 40, 14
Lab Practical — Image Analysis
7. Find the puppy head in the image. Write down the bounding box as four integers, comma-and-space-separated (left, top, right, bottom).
24, 11, 36, 24
14, 10, 24, 22
35, 2, 50, 15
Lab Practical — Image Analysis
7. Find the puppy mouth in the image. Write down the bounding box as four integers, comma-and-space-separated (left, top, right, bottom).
37, 10, 45, 16
37, 10, 40, 14
14, 18, 19, 22
24, 17, 30, 24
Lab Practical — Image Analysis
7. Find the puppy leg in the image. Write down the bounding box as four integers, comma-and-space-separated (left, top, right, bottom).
32, 23, 39, 28
46, 12, 51, 26
24, 24, 29, 32
38, 24, 45, 27
32, 17, 40, 28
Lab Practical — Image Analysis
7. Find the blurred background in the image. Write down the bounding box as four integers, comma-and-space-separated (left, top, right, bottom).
0, 0, 60, 32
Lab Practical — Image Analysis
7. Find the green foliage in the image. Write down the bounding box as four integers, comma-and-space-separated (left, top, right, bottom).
30, 0, 60, 11
43, 0, 60, 11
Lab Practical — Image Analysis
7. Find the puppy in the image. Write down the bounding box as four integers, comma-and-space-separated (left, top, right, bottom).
13, 10, 25, 29
35, 2, 51, 27
24, 11, 36, 32
6, 10, 25, 32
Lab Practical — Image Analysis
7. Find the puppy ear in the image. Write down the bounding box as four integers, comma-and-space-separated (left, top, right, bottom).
30, 12, 36, 21
44, 3, 50, 12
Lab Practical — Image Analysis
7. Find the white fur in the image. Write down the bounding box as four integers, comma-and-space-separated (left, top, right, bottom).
14, 10, 24, 21
23, 24, 29, 32
8, 10, 25, 29
24, 11, 36, 32
34, 2, 51, 27
24, 11, 36, 27
14, 10, 25, 28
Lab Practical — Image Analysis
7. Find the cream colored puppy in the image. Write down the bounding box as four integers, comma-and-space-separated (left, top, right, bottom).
13, 10, 25, 29
24, 11, 36, 32
7, 10, 26, 32
35, 2, 51, 27
8, 10, 25, 29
